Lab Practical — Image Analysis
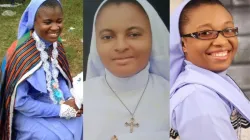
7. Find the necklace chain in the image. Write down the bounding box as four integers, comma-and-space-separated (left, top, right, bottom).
104, 74, 149, 117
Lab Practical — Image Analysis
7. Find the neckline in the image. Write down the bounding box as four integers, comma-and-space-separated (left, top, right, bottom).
105, 63, 150, 93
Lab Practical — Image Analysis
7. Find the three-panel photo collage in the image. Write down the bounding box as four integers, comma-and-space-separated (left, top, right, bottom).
0, 0, 249, 139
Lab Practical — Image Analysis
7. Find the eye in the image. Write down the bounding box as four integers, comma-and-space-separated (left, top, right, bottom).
128, 33, 141, 38
44, 20, 52, 25
224, 28, 236, 33
57, 20, 63, 24
197, 30, 217, 39
101, 35, 113, 40
223, 27, 238, 36
198, 30, 216, 37
199, 30, 213, 35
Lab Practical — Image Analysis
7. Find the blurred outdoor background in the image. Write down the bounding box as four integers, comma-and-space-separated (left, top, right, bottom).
0, 0, 83, 76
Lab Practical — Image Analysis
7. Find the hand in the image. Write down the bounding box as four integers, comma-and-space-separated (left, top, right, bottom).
59, 104, 77, 119
76, 105, 83, 117
63, 98, 79, 111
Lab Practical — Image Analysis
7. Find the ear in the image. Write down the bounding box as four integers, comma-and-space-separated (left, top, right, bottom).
181, 38, 187, 53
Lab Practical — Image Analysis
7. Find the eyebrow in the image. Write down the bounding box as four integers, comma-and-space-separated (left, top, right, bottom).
126, 26, 144, 32
98, 26, 145, 36
98, 29, 113, 36
224, 21, 234, 25
197, 21, 235, 29
42, 19, 52, 21
41, 17, 63, 21
197, 23, 213, 29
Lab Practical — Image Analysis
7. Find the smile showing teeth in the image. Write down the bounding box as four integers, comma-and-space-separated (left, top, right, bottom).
49, 33, 58, 38
211, 51, 228, 57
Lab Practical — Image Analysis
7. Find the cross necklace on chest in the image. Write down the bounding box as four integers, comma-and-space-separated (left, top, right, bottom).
105, 74, 149, 139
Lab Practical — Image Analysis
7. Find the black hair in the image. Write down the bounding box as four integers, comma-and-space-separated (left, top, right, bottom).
35, 0, 63, 20
179, 0, 228, 34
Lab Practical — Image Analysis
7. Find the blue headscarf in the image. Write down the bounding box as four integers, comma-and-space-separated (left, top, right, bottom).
170, 0, 190, 87
17, 0, 61, 39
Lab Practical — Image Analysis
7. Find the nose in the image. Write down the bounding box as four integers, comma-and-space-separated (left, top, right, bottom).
114, 37, 129, 52
212, 33, 228, 47
50, 23, 59, 31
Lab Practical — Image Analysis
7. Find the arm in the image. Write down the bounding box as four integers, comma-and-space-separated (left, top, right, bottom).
59, 75, 83, 114
15, 81, 60, 117
172, 85, 237, 140
58, 75, 72, 100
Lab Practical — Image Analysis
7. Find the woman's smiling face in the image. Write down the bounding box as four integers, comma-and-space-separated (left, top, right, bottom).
181, 4, 238, 72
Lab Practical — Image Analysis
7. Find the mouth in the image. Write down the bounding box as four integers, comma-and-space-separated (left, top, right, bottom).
48, 32, 60, 38
113, 56, 134, 65
207, 50, 231, 61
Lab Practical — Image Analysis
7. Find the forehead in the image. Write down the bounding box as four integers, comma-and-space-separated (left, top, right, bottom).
184, 4, 233, 30
36, 6, 63, 19
95, 3, 149, 31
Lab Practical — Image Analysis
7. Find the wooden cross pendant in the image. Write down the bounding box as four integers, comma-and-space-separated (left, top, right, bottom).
125, 117, 139, 133
111, 135, 118, 140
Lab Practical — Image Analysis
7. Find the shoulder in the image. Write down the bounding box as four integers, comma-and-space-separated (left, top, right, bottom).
174, 84, 231, 110
150, 73, 169, 89
5, 40, 18, 61
6, 34, 33, 62
83, 76, 105, 90
83, 76, 111, 99
84, 76, 103, 84
172, 84, 232, 122
171, 84, 236, 139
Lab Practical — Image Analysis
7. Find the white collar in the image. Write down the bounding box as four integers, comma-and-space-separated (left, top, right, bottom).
105, 64, 150, 93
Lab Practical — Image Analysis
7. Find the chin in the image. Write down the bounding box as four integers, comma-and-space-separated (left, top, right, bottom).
49, 39, 58, 43
209, 63, 231, 73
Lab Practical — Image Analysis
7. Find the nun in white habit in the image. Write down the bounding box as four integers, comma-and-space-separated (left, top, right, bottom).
84, 0, 169, 139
